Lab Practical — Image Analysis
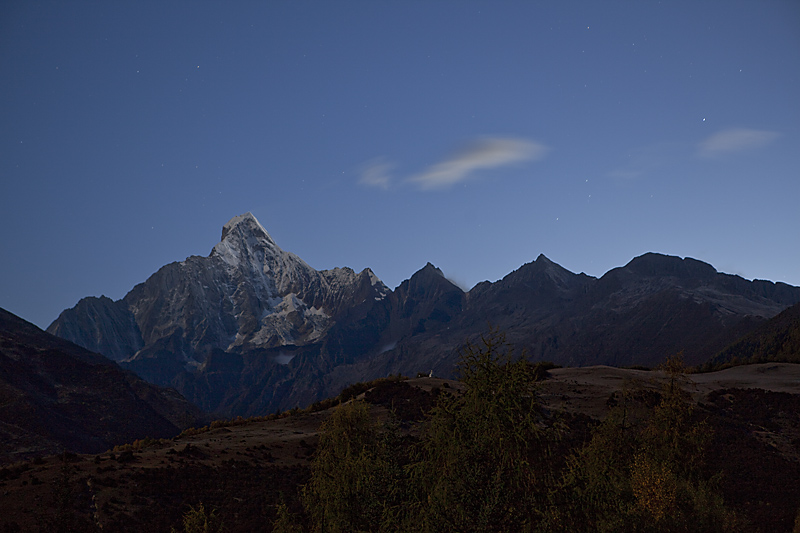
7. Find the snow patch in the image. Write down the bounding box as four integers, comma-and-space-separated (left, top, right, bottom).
274, 352, 295, 365
367, 269, 382, 286
245, 293, 334, 347
184, 360, 201, 372
305, 305, 329, 317
379, 341, 397, 354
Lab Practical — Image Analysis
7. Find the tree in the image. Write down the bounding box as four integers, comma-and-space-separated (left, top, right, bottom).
546, 401, 639, 532
302, 399, 402, 533
548, 353, 744, 532
406, 330, 560, 532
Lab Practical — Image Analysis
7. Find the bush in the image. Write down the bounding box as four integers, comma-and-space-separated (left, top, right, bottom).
170, 503, 223, 533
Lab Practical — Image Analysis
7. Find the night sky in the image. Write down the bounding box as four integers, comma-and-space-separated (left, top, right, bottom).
2, 1, 799, 329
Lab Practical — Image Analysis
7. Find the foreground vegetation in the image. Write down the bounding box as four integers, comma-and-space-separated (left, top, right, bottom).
4, 331, 800, 532
278, 332, 747, 532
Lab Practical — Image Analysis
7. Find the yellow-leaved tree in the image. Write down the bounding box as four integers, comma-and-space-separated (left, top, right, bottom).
547, 353, 744, 532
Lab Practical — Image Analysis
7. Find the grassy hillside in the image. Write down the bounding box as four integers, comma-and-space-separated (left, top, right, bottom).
2, 339, 800, 531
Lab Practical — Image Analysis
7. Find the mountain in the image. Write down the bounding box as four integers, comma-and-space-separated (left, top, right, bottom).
49, 213, 388, 382
48, 214, 800, 416
49, 213, 391, 413
0, 307, 204, 463
707, 301, 800, 367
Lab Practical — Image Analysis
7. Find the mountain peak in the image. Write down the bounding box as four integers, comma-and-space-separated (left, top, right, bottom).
220, 212, 274, 243
504, 253, 582, 291
624, 253, 717, 279
421, 262, 444, 276
211, 212, 281, 266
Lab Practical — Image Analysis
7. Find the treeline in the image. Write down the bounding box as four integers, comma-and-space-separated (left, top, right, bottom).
272, 332, 747, 533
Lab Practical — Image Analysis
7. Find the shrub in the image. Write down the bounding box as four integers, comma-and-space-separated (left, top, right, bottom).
170, 503, 223, 533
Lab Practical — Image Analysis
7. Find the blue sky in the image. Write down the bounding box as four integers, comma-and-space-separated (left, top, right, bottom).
2, 1, 799, 329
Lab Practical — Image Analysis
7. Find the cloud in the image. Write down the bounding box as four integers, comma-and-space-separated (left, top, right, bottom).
607, 141, 684, 180
359, 158, 394, 189
408, 137, 549, 190
698, 128, 779, 158
357, 137, 549, 191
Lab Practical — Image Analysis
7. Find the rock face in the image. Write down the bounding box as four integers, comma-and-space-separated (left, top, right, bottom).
46, 294, 143, 361
48, 214, 800, 416
0, 307, 203, 463
49, 213, 388, 386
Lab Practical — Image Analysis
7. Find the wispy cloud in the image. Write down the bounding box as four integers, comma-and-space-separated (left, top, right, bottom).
698, 128, 779, 158
408, 137, 549, 190
358, 158, 394, 190
607, 129, 780, 180
358, 137, 549, 191
607, 142, 684, 180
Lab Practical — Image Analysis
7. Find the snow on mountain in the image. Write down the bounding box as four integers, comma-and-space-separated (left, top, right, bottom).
50, 213, 388, 374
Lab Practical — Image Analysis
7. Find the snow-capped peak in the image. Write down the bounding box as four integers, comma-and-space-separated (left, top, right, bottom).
219, 212, 274, 244
211, 212, 284, 270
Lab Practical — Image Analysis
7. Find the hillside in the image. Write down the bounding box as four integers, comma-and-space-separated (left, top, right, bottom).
0, 308, 204, 464
1, 364, 799, 532
707, 301, 800, 368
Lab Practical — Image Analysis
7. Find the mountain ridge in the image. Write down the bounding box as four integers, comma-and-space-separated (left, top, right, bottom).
47, 213, 800, 415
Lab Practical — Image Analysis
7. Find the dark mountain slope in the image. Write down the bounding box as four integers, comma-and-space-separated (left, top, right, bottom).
356, 253, 799, 381
0, 307, 203, 463
45, 294, 143, 362
708, 301, 800, 367
547, 253, 790, 366
387, 262, 465, 339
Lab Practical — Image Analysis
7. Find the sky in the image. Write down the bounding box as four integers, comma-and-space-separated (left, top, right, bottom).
1, 1, 799, 329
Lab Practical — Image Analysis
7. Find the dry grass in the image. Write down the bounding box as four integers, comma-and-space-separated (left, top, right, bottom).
2, 363, 799, 532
